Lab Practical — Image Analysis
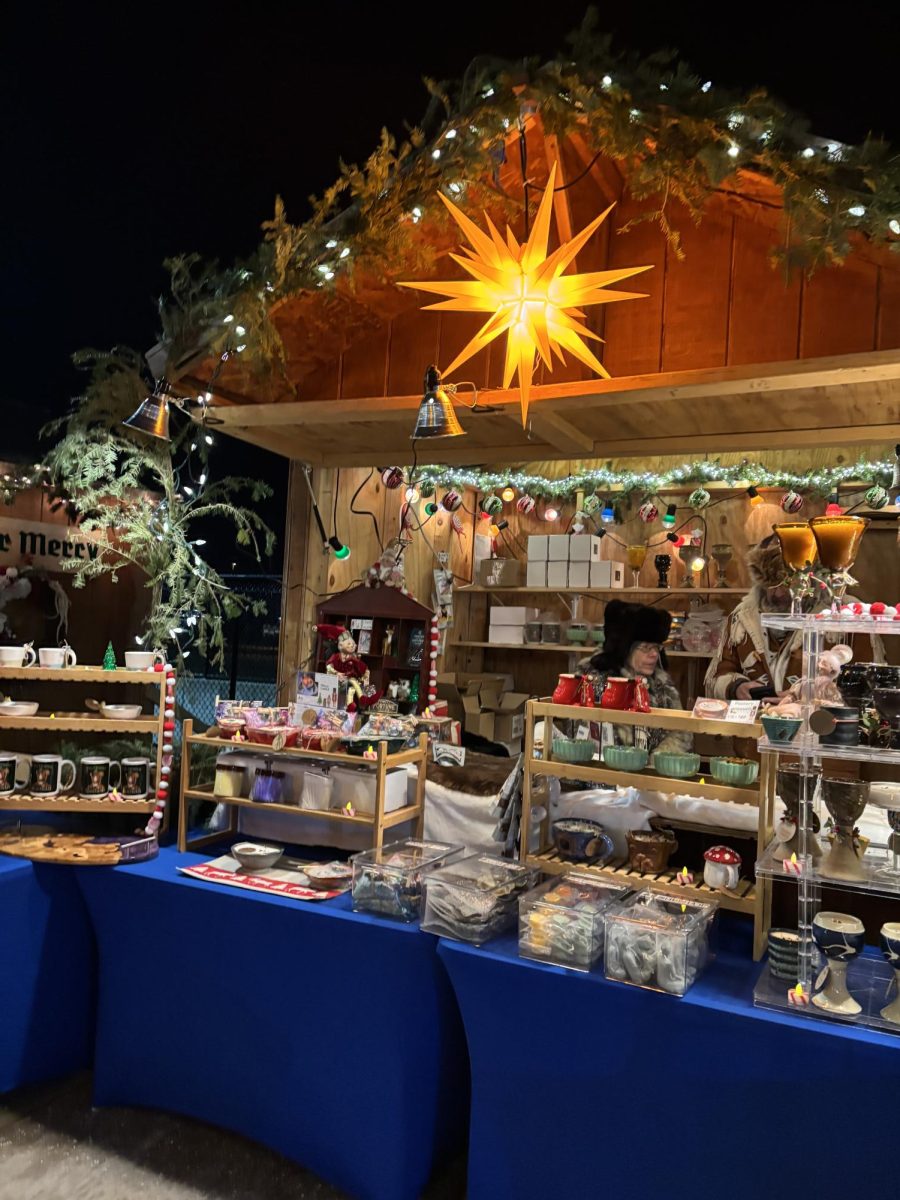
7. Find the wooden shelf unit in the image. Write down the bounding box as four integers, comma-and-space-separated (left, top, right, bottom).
449, 640, 713, 659
520, 699, 772, 959
178, 719, 427, 853
457, 586, 750, 596
0, 665, 168, 817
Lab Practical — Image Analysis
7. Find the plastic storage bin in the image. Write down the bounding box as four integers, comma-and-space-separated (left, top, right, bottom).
518, 874, 632, 971
421, 854, 538, 945
351, 838, 466, 921
604, 889, 718, 996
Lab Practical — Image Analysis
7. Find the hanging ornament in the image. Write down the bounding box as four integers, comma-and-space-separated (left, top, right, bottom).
451, 512, 464, 535
399, 163, 651, 426
688, 487, 710, 510
381, 467, 404, 489
418, 481, 435, 500
582, 493, 602, 516
102, 641, 117, 671
638, 501, 658, 523
480, 494, 503, 517
780, 490, 804, 514
516, 494, 536, 515
441, 490, 462, 512
865, 484, 890, 510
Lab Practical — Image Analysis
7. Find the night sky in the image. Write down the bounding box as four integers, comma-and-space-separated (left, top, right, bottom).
4, 1, 897, 567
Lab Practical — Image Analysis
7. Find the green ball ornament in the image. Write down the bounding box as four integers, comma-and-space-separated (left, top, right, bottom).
688, 487, 710, 510
418, 481, 436, 500
583, 494, 602, 515
480, 494, 503, 516
865, 484, 890, 510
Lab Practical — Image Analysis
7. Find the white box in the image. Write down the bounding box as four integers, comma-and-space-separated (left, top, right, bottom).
547, 534, 571, 561
526, 561, 547, 587
488, 624, 525, 645
568, 535, 602, 563
489, 606, 538, 625
497, 738, 523, 757
590, 561, 625, 588
568, 562, 591, 588
330, 766, 408, 815
527, 535, 548, 561
547, 561, 569, 587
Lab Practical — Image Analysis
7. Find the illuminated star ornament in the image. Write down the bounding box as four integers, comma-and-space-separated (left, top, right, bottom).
400, 164, 652, 425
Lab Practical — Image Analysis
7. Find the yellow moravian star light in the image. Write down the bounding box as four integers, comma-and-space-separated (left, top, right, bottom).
399, 164, 652, 426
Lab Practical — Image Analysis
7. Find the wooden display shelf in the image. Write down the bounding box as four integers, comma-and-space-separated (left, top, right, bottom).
0, 713, 157, 734
450, 640, 713, 658
530, 700, 762, 740
526, 848, 758, 914
179, 720, 427, 853
528, 757, 759, 805
0, 666, 162, 683
456, 586, 749, 596
0, 794, 156, 812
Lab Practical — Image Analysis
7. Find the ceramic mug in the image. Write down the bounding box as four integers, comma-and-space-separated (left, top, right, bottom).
600, 677, 634, 711
38, 646, 77, 668
78, 756, 122, 799
0, 752, 29, 794
29, 754, 76, 796
120, 757, 155, 799
552, 818, 615, 864
124, 650, 166, 671
0, 644, 36, 667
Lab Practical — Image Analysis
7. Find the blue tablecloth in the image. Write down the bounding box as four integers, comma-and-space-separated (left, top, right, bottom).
77, 847, 468, 1200
439, 929, 900, 1200
0, 856, 95, 1091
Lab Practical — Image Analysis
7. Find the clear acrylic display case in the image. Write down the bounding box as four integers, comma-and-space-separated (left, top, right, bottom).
421, 854, 539, 945
350, 838, 465, 922
518, 874, 632, 971
605, 889, 718, 996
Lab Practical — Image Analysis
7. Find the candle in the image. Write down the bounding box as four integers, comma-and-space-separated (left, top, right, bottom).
783, 852, 803, 876
676, 866, 694, 886
788, 982, 810, 1006
363, 744, 377, 761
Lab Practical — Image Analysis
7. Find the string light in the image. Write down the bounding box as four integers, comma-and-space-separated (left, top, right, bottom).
544, 505, 560, 522
501, 485, 516, 502
662, 503, 677, 528
848, 205, 866, 217
601, 499, 616, 523
405, 485, 420, 504
691, 555, 707, 572
890, 219, 900, 235
825, 493, 844, 516
747, 486, 763, 506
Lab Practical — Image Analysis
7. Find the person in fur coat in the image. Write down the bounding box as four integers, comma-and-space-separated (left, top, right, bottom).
580, 600, 691, 755
704, 535, 883, 701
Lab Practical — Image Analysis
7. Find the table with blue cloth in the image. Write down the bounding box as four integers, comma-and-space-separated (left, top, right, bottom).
76, 845, 468, 1200
439, 924, 900, 1200
0, 855, 95, 1091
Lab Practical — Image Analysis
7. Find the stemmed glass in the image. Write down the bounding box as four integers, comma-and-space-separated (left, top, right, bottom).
677, 545, 695, 587
869, 784, 900, 881
626, 544, 647, 589
809, 515, 869, 613
711, 544, 733, 588
773, 522, 817, 617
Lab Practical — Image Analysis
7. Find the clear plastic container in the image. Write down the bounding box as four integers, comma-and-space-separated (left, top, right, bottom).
421, 854, 539, 945
541, 611, 562, 644
518, 874, 632, 971
351, 838, 465, 922
604, 889, 718, 996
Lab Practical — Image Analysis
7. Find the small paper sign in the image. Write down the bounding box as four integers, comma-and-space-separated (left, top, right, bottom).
724, 700, 761, 723
434, 745, 466, 766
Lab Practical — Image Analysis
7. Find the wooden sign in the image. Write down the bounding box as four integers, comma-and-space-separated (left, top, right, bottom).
0, 518, 100, 570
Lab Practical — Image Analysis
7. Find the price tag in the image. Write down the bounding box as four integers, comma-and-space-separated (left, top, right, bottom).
724, 700, 760, 723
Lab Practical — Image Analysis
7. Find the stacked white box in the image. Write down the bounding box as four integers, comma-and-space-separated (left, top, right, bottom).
546, 534, 570, 561
526, 561, 547, 587
527, 535, 548, 560
568, 535, 603, 563
547, 561, 569, 587
568, 562, 590, 588
590, 561, 625, 588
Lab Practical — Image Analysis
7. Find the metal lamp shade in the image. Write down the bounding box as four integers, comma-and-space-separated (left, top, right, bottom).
123, 384, 174, 440
411, 365, 464, 439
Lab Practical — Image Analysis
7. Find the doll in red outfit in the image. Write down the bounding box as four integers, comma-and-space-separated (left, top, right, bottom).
326, 630, 370, 706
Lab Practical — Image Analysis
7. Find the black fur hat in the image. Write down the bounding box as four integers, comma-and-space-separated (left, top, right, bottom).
588, 599, 672, 674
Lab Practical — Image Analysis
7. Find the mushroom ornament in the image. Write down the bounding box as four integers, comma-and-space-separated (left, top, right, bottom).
703, 845, 742, 890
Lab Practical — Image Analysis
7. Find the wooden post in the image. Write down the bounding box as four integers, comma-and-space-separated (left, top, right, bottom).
374, 739, 388, 852
276, 461, 315, 705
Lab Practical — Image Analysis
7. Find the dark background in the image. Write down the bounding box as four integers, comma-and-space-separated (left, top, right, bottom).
3, 0, 897, 571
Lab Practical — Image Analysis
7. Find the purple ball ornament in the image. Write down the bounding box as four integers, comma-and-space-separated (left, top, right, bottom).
781, 490, 804, 514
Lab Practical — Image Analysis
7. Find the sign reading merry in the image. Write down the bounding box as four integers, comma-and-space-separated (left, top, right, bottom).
0, 518, 100, 569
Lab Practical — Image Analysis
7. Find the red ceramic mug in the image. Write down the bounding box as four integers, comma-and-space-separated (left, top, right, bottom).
601, 677, 634, 710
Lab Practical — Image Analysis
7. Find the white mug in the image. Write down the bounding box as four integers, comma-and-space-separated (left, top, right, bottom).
29, 754, 76, 796
0, 644, 36, 667
38, 646, 77, 668
0, 752, 29, 794
124, 650, 165, 671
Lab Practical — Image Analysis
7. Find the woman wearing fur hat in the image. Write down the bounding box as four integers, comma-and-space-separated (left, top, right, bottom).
580, 600, 691, 755
705, 535, 883, 701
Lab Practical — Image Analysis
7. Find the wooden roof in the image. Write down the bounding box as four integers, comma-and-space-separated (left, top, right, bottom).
178, 121, 900, 464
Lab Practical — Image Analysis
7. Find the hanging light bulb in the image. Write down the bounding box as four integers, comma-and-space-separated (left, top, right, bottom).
825, 492, 843, 516
662, 503, 677, 528
600, 499, 616, 524
328, 537, 351, 560
405, 485, 420, 504
543, 505, 559, 522
424, 502, 439, 517
501, 485, 516, 503
746, 486, 763, 507
691, 555, 707, 573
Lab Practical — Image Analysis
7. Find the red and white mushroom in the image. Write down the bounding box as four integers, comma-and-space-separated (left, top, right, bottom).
703, 845, 742, 866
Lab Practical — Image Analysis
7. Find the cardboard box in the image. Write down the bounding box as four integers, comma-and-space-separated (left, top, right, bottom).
461, 682, 530, 744
476, 557, 525, 587
568, 562, 590, 588
488, 624, 525, 645
436, 673, 513, 723
489, 606, 538, 625
547, 561, 569, 587
526, 560, 547, 587
527, 535, 548, 561
547, 534, 571, 561
568, 535, 603, 563
590, 561, 625, 588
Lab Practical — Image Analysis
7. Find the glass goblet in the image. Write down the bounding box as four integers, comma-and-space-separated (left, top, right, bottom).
773, 523, 816, 617
710, 544, 733, 588
677, 545, 695, 587
809, 515, 869, 613
626, 544, 647, 589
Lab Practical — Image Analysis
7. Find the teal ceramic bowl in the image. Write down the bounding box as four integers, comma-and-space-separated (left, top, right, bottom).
652, 751, 701, 779
761, 715, 802, 744
552, 737, 599, 763
709, 757, 759, 786
603, 745, 649, 772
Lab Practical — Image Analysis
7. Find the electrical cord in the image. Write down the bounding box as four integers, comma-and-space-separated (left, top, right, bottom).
350, 469, 383, 552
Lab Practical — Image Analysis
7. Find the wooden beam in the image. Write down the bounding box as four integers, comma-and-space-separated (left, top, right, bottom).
567, 131, 625, 207
525, 410, 595, 454
595, 424, 900, 455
